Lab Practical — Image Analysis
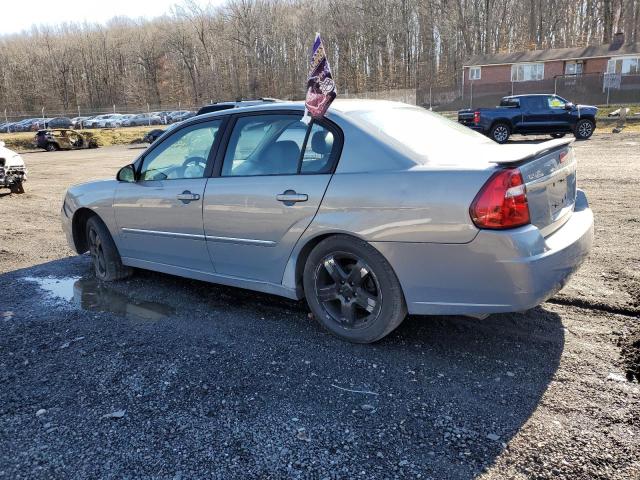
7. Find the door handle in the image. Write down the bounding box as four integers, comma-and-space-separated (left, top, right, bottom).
176, 191, 200, 203
276, 190, 308, 205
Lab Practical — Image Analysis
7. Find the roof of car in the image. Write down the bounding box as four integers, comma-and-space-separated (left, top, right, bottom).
192, 99, 416, 122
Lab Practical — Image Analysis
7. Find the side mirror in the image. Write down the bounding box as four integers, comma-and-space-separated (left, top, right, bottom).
117, 164, 136, 182
564, 102, 575, 110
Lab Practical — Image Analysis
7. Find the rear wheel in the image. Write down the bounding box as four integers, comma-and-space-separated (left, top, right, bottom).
575, 119, 595, 140
303, 235, 407, 343
85, 216, 132, 281
490, 123, 510, 143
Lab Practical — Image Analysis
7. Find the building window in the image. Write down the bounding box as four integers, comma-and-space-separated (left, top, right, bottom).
511, 63, 544, 82
607, 56, 640, 75
469, 66, 481, 80
565, 61, 583, 75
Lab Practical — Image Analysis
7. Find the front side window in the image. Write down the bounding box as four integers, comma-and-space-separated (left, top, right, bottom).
222, 114, 336, 176
511, 63, 544, 82
547, 95, 567, 109
469, 66, 481, 80
140, 121, 221, 181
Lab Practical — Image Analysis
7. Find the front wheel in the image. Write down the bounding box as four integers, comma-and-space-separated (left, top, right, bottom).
85, 216, 132, 281
575, 119, 595, 140
303, 235, 407, 343
489, 123, 511, 143
9, 182, 24, 194
46, 142, 59, 152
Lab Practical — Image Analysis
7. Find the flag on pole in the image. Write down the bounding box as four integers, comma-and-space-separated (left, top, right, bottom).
303, 33, 336, 122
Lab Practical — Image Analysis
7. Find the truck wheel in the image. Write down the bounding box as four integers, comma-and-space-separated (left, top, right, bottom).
9, 182, 25, 194
46, 142, 59, 152
490, 123, 510, 143
85, 216, 133, 281
575, 119, 595, 140
550, 133, 566, 139
303, 235, 407, 343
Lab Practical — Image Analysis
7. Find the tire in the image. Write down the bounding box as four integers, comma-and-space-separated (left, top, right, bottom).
550, 133, 566, 139
303, 235, 407, 343
46, 142, 59, 152
489, 123, 510, 143
575, 119, 595, 140
85, 216, 132, 281
9, 182, 24, 194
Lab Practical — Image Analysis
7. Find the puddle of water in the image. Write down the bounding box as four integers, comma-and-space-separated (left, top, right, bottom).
22, 276, 174, 322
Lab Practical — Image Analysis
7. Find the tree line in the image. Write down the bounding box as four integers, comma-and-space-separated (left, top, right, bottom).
0, 0, 638, 116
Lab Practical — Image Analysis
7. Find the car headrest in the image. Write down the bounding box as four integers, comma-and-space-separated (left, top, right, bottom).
262, 140, 300, 174
311, 130, 334, 155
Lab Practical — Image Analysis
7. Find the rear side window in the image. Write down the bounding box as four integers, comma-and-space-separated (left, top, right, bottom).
221, 114, 337, 176
500, 98, 520, 108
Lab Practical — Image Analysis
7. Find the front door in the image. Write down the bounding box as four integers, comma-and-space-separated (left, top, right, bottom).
203, 113, 341, 284
114, 120, 223, 272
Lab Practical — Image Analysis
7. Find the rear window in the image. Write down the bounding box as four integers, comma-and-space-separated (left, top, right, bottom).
351, 106, 491, 157
500, 98, 520, 107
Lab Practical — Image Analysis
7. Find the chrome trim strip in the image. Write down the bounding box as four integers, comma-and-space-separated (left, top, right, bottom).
121, 228, 205, 241
205, 235, 276, 246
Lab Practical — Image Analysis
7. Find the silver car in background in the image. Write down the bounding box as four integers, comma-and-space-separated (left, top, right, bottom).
61, 100, 593, 343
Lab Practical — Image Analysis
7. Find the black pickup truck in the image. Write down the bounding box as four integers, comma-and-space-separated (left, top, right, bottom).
458, 94, 598, 143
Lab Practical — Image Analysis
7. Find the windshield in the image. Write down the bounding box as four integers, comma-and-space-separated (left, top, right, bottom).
351, 106, 492, 157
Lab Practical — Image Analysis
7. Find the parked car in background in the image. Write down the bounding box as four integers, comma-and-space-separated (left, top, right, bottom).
0, 140, 27, 193
71, 117, 90, 129
150, 111, 172, 124
47, 117, 73, 129
35, 129, 98, 151
104, 114, 130, 128
168, 110, 196, 123
124, 113, 162, 127
61, 100, 593, 343
458, 94, 597, 143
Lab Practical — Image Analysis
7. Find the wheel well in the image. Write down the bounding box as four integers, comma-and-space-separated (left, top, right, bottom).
490, 119, 511, 131
71, 208, 98, 254
294, 233, 335, 294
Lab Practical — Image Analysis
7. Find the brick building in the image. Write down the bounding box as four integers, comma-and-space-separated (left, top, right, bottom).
460, 32, 640, 107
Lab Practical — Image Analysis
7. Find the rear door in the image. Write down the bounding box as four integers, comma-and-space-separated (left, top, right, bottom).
203, 112, 342, 283
113, 119, 224, 272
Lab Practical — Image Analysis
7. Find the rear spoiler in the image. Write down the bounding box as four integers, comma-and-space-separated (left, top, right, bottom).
490, 138, 574, 165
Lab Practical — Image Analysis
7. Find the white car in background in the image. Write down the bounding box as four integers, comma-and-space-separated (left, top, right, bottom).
0, 141, 27, 194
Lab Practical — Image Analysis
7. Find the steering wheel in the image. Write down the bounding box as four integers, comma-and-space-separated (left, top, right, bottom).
182, 156, 207, 177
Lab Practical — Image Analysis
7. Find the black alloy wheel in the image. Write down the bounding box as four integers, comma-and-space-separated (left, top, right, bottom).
303, 235, 407, 343
88, 224, 107, 278
314, 252, 382, 329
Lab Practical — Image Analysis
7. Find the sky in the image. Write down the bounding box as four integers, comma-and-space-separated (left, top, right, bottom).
0, 0, 225, 35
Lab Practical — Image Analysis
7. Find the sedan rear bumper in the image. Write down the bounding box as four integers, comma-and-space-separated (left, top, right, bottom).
372, 189, 593, 316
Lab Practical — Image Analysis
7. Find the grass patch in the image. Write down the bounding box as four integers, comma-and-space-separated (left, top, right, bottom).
0, 126, 165, 152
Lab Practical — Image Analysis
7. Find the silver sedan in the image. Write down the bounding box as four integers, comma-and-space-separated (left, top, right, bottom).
61, 100, 593, 343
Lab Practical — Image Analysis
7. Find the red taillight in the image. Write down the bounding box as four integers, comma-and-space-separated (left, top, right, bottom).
470, 168, 530, 229
559, 150, 568, 163
473, 111, 480, 124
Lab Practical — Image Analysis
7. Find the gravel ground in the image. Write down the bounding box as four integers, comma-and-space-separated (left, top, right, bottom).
1, 135, 639, 479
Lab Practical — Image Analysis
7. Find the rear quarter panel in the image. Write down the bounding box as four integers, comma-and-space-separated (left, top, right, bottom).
309, 169, 490, 244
